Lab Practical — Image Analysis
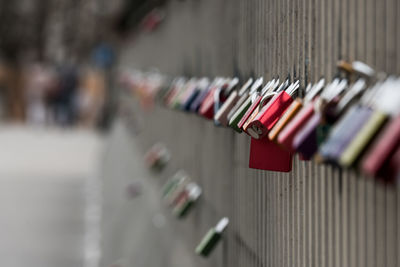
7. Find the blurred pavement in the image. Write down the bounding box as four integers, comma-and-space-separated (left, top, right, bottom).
0, 125, 103, 267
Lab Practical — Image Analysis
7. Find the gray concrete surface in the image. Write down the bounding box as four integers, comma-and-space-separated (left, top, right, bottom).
99, 120, 195, 267
0, 125, 103, 267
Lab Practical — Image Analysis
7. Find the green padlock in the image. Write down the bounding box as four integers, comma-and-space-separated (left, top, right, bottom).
162, 171, 188, 199
340, 111, 387, 167
195, 217, 229, 257
228, 78, 263, 132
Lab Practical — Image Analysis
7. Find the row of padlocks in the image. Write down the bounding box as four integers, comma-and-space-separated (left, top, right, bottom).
121, 60, 400, 182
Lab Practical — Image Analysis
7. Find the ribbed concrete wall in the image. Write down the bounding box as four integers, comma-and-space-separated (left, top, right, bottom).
115, 0, 400, 266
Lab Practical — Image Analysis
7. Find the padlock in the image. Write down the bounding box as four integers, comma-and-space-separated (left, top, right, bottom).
337, 60, 375, 81
292, 112, 323, 159
173, 183, 202, 218
337, 60, 354, 74
268, 98, 303, 141
170, 78, 198, 109
199, 79, 227, 119
228, 77, 263, 132
247, 80, 299, 139
181, 78, 210, 111
339, 111, 388, 167
226, 80, 257, 122
239, 79, 282, 133
214, 78, 253, 126
277, 80, 356, 154
249, 137, 293, 171
190, 78, 220, 112
162, 176, 180, 198
167, 79, 192, 109
351, 61, 375, 77
277, 101, 316, 151
339, 78, 400, 167
333, 79, 367, 116
144, 143, 170, 172
319, 105, 373, 162
172, 187, 189, 207
165, 178, 190, 206
213, 78, 239, 125
242, 80, 285, 135
269, 80, 325, 142
361, 115, 400, 177
291, 79, 348, 158
242, 91, 276, 135
195, 217, 229, 257
164, 78, 186, 106
318, 78, 385, 163
162, 171, 190, 205
237, 79, 277, 131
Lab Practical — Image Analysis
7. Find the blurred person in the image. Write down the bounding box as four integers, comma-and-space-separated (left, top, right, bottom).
23, 63, 56, 126
77, 67, 106, 127
48, 64, 79, 126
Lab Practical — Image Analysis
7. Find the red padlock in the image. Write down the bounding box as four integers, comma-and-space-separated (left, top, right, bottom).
248, 81, 298, 172
198, 79, 225, 119
249, 137, 293, 171
248, 81, 299, 139
362, 115, 400, 178
237, 80, 277, 131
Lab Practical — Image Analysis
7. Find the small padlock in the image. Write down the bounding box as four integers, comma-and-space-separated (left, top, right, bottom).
340, 78, 400, 167
170, 78, 198, 109
268, 80, 325, 142
277, 101, 316, 151
228, 78, 263, 132
292, 112, 323, 159
162, 171, 189, 204
226, 80, 257, 122
213, 78, 239, 118
195, 217, 229, 257
190, 78, 220, 112
144, 143, 170, 172
214, 78, 253, 126
291, 79, 348, 158
167, 79, 191, 109
333, 79, 367, 117
318, 78, 378, 162
243, 89, 281, 135
173, 183, 202, 218
239, 79, 279, 133
268, 99, 303, 141
337, 60, 375, 78
339, 111, 388, 167
199, 79, 227, 119
361, 115, 400, 178
247, 80, 299, 139
319, 105, 372, 162
164, 78, 186, 106
181, 78, 210, 111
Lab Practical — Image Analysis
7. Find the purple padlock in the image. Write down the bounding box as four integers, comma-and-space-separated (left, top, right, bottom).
190, 84, 212, 112
292, 113, 322, 159
319, 106, 372, 161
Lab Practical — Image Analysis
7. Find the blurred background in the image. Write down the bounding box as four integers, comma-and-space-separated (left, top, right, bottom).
0, 0, 124, 127
0, 1, 170, 267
